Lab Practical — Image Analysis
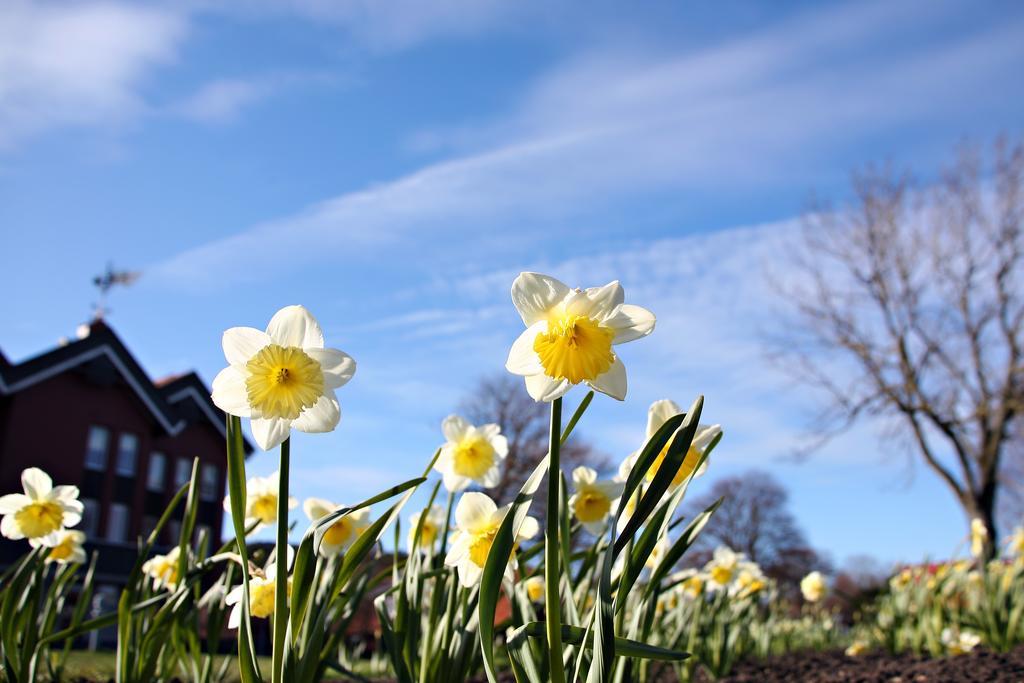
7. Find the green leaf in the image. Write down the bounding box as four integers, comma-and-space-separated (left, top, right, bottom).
479, 454, 550, 683
511, 622, 688, 662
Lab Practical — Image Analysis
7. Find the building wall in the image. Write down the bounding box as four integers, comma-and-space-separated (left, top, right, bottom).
0, 360, 227, 579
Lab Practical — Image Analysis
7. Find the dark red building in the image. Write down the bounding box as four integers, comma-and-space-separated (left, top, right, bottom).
0, 319, 251, 586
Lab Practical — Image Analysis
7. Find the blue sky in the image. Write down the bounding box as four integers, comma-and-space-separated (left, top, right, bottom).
2, 0, 1023, 568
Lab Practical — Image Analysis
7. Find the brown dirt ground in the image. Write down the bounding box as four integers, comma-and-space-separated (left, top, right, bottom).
685, 645, 1024, 683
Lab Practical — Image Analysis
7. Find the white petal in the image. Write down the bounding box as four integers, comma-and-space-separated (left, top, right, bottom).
586, 357, 627, 401
582, 520, 607, 536
1, 514, 24, 539
22, 468, 52, 499
572, 466, 596, 487
0, 494, 30, 513
62, 507, 83, 528
479, 464, 502, 489
693, 424, 723, 451
505, 323, 545, 376
303, 498, 335, 521
445, 532, 471, 565
250, 418, 291, 451
228, 604, 242, 630
225, 584, 244, 606
490, 434, 508, 459
51, 485, 80, 503
567, 281, 623, 318
292, 393, 341, 434
457, 560, 482, 587
266, 305, 325, 349
442, 470, 471, 493
212, 367, 252, 418
305, 348, 355, 389
606, 304, 656, 344
596, 480, 626, 499
441, 415, 471, 443
524, 374, 571, 402
456, 492, 497, 533
516, 515, 540, 541
222, 327, 270, 367
646, 400, 682, 439
511, 273, 570, 326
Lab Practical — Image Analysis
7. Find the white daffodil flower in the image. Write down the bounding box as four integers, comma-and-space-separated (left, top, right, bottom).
304, 497, 370, 557
444, 492, 538, 587
143, 547, 182, 589
434, 415, 508, 492
505, 273, 655, 402
941, 627, 981, 655
46, 530, 87, 565
969, 518, 988, 558
730, 562, 768, 599
211, 305, 356, 451
408, 504, 446, 552
523, 575, 545, 603
0, 468, 83, 547
568, 466, 624, 535
621, 400, 721, 491
224, 471, 298, 531
226, 547, 294, 629
800, 570, 827, 603
706, 546, 743, 590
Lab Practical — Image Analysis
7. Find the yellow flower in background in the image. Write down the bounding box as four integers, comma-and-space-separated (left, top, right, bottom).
801, 571, 827, 603
225, 471, 298, 531
568, 466, 624, 535
211, 305, 356, 451
645, 535, 670, 572
226, 548, 293, 628
941, 627, 981, 655
970, 518, 988, 558
845, 641, 869, 657
408, 504, 447, 552
732, 563, 767, 598
433, 415, 508, 492
444, 492, 538, 587
1008, 527, 1024, 556
524, 575, 545, 602
143, 547, 182, 588
304, 498, 370, 557
46, 530, 87, 565
706, 547, 741, 589
505, 273, 655, 402
0, 468, 83, 547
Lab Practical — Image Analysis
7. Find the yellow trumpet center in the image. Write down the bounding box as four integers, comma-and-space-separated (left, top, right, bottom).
323, 517, 354, 549
419, 520, 438, 547
533, 313, 615, 384
48, 536, 77, 562
452, 435, 496, 479
245, 344, 324, 420
647, 442, 702, 488
711, 565, 734, 586
249, 494, 279, 524
15, 501, 64, 538
250, 580, 277, 619
573, 489, 611, 523
526, 578, 544, 602
468, 524, 501, 568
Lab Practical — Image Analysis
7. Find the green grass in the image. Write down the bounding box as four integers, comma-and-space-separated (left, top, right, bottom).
57, 650, 275, 682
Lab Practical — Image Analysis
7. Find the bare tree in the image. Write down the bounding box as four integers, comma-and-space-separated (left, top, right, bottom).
458, 374, 605, 520
683, 471, 827, 588
772, 138, 1024, 557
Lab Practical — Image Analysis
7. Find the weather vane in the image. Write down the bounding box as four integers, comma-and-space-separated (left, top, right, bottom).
91, 262, 141, 320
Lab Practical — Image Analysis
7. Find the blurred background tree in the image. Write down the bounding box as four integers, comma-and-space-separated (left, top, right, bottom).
458, 374, 608, 524
684, 470, 830, 593
770, 138, 1024, 559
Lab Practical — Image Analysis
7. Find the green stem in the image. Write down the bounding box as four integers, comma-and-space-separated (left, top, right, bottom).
545, 397, 566, 683
272, 437, 291, 683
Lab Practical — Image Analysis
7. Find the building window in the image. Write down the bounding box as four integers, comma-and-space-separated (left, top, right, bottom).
174, 458, 192, 488
200, 464, 219, 502
115, 433, 138, 476
81, 498, 100, 537
106, 503, 129, 543
84, 426, 109, 471
147, 453, 166, 492
167, 520, 182, 544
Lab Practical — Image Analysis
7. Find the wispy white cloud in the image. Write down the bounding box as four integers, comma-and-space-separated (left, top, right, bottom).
172, 71, 337, 123
0, 1, 187, 148
150, 0, 1024, 289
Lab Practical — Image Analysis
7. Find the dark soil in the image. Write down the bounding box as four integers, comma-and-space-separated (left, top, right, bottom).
688, 645, 1024, 682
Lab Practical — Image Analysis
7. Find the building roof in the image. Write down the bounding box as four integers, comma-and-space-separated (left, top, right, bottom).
0, 319, 253, 454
